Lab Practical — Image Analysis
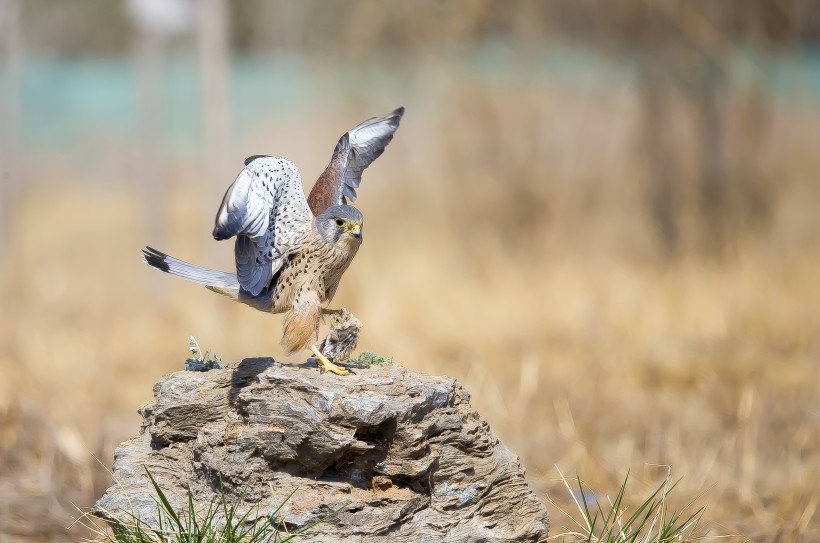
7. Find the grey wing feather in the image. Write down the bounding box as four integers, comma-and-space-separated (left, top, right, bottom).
307, 107, 404, 215
234, 234, 273, 294
339, 106, 404, 203
212, 156, 312, 296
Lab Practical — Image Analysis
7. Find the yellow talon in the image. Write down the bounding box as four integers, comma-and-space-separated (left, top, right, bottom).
311, 345, 350, 376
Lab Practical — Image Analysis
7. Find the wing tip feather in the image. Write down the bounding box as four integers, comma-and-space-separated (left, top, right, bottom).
212, 224, 233, 241
244, 154, 271, 166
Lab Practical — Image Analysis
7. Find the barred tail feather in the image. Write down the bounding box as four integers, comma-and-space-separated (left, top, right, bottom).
142, 246, 240, 294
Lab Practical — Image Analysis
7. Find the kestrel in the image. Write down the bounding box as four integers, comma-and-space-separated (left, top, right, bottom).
142, 107, 404, 375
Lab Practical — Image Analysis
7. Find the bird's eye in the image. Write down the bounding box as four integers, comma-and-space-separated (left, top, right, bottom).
335, 218, 345, 227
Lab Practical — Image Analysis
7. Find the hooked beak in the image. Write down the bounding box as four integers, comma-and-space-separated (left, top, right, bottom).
348, 224, 362, 239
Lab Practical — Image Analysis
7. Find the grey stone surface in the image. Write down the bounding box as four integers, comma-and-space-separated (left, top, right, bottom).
93, 359, 549, 542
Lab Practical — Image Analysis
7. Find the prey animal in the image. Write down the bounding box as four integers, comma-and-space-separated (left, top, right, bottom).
142, 107, 404, 375
317, 307, 362, 364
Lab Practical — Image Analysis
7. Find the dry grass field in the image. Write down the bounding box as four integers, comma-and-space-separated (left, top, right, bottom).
2, 2, 820, 539
1, 81, 818, 541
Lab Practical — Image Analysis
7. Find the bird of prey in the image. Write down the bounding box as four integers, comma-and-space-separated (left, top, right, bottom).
142, 107, 404, 375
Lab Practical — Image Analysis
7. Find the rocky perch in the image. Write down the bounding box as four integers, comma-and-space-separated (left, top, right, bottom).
93, 359, 549, 542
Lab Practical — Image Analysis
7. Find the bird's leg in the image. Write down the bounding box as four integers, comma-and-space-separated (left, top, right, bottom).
311, 345, 350, 376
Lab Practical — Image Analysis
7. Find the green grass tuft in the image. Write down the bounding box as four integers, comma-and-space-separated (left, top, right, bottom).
185, 336, 224, 371
101, 468, 331, 543
550, 466, 708, 543
346, 351, 393, 365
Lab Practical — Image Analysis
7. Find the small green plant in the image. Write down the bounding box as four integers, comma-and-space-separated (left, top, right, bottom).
100, 468, 330, 543
185, 336, 224, 371
346, 351, 393, 365
550, 466, 707, 543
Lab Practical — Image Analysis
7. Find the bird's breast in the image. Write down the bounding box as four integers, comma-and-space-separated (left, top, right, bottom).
269, 243, 358, 312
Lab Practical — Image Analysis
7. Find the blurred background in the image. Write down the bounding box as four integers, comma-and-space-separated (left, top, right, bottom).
1, 1, 819, 541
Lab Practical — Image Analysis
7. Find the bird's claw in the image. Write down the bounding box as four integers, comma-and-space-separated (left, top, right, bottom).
311, 345, 350, 376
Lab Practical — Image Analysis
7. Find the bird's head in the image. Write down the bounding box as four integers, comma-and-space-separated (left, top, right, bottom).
316, 205, 364, 247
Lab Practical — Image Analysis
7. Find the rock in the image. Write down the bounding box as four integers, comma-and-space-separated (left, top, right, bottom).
93, 359, 549, 542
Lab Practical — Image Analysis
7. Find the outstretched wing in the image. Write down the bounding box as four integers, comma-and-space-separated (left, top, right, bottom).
213, 156, 312, 296
307, 107, 404, 216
